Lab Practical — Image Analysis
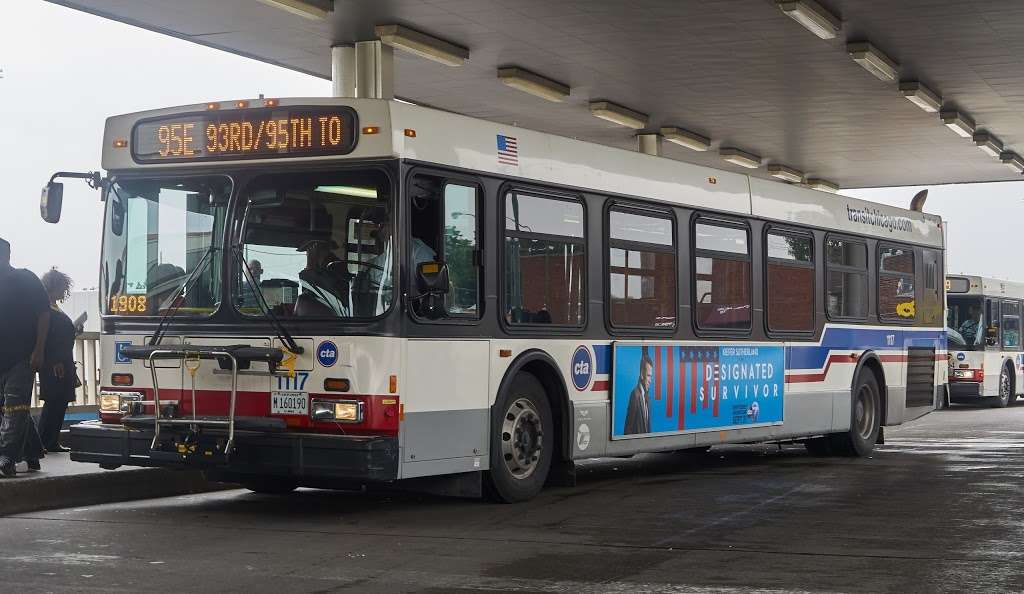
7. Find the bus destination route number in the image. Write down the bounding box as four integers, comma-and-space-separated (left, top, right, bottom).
131, 106, 358, 163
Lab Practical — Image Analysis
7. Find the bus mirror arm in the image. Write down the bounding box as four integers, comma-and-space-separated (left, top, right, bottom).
40, 171, 107, 224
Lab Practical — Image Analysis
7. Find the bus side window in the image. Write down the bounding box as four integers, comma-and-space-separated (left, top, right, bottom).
442, 183, 480, 317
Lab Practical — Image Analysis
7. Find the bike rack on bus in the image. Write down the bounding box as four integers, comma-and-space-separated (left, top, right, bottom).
123, 344, 286, 461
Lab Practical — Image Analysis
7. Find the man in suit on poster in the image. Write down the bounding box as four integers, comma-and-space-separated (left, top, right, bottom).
623, 355, 654, 435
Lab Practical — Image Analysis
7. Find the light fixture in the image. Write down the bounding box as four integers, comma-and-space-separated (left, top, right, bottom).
314, 185, 378, 199
375, 24, 469, 67
940, 110, 975, 138
767, 164, 804, 183
898, 81, 941, 113
719, 147, 761, 169
311, 399, 364, 423
589, 101, 648, 129
660, 127, 711, 151
973, 132, 1003, 158
775, 0, 841, 40
1000, 152, 1024, 173
497, 67, 570, 102
255, 0, 332, 20
847, 41, 898, 82
805, 178, 839, 193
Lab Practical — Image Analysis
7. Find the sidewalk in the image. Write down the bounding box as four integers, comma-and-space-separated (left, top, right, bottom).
0, 451, 231, 517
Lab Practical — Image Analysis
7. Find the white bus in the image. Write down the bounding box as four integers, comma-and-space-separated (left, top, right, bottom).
946, 275, 1024, 407
42, 97, 946, 501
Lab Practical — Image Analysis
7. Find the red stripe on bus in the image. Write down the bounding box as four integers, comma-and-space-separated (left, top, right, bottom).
678, 357, 686, 430
654, 346, 662, 401
591, 380, 609, 391
785, 353, 910, 383
690, 361, 698, 414
666, 347, 674, 417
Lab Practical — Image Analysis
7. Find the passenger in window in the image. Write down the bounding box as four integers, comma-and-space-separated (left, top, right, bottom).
623, 355, 654, 435
959, 305, 982, 344
239, 259, 263, 308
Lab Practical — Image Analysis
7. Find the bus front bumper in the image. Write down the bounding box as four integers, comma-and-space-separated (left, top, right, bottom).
69, 421, 399, 484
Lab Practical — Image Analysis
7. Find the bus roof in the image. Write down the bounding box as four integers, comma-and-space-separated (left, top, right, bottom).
102, 97, 944, 248
947, 275, 1024, 298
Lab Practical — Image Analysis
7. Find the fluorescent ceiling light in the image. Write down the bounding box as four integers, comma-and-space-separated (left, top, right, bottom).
719, 147, 761, 169
940, 110, 975, 138
898, 81, 941, 113
375, 24, 469, 67
497, 67, 570, 102
767, 164, 804, 183
776, 0, 841, 40
589, 101, 648, 129
315, 185, 378, 199
973, 132, 1003, 158
1000, 152, 1024, 173
660, 127, 711, 151
847, 41, 898, 82
805, 178, 839, 193
256, 0, 332, 20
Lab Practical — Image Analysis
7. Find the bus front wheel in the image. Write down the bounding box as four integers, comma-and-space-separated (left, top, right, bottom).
486, 372, 553, 503
830, 370, 881, 457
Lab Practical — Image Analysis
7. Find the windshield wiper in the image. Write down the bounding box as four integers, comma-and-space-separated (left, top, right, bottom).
148, 245, 217, 347
233, 246, 304, 355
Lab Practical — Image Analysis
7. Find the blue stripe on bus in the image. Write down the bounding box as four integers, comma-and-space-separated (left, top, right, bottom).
593, 344, 611, 375
787, 327, 945, 370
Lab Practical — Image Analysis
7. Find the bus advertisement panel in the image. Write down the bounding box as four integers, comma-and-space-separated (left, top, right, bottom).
612, 343, 785, 438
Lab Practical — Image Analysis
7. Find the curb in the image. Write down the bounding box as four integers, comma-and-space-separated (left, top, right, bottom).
0, 469, 235, 517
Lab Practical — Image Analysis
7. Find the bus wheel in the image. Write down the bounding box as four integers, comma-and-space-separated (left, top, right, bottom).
830, 370, 881, 457
991, 365, 1013, 408
486, 373, 553, 503
242, 477, 298, 495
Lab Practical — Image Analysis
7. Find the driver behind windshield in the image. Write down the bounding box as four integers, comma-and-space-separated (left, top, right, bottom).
958, 304, 982, 344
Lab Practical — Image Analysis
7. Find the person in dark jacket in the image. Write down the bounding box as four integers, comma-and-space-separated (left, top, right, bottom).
0, 238, 49, 476
37, 268, 78, 452
623, 355, 655, 435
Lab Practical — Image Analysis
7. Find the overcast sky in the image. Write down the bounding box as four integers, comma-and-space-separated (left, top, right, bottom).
1, 1, 1021, 287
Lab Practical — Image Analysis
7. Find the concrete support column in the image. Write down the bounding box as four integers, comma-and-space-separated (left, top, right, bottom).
332, 41, 394, 99
331, 44, 356, 98
637, 133, 662, 156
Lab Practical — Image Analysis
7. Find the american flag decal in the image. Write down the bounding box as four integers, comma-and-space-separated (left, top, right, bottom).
497, 134, 519, 165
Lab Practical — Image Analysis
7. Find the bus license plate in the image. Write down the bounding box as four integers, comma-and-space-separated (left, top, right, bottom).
270, 391, 308, 416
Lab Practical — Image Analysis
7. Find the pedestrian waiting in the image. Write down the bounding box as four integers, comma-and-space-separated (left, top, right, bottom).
37, 268, 80, 453
0, 237, 48, 476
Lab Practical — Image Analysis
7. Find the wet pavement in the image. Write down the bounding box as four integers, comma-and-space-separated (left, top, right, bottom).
1, 405, 1023, 593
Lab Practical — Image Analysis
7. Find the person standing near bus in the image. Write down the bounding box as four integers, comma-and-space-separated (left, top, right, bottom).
0, 238, 50, 476
37, 268, 79, 453
623, 355, 655, 435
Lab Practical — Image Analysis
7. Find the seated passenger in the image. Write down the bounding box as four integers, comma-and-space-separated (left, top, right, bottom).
958, 305, 982, 344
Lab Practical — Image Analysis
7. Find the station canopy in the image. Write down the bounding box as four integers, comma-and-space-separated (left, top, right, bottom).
46, 0, 1024, 189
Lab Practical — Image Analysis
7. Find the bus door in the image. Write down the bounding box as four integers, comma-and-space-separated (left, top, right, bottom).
401, 174, 489, 477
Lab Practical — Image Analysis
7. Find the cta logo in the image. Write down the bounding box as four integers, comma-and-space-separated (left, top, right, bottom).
956, 352, 966, 361
317, 340, 338, 367
571, 345, 593, 391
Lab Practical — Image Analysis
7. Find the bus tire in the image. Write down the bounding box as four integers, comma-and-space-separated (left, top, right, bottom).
242, 477, 298, 495
486, 372, 553, 503
991, 364, 1013, 408
830, 370, 881, 457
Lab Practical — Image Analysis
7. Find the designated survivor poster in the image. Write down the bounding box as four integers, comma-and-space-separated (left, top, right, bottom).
612, 343, 785, 438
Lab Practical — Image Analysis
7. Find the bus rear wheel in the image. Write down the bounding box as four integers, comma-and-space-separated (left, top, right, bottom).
830, 370, 881, 457
486, 372, 553, 503
991, 364, 1013, 408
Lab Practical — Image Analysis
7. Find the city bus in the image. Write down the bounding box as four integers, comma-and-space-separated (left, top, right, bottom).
41, 97, 947, 502
946, 275, 1023, 407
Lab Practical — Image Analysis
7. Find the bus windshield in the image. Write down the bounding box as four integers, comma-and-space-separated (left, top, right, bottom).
947, 296, 984, 350
233, 169, 394, 319
101, 177, 230, 317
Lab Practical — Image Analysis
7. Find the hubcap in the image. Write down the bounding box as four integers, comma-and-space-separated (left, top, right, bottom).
500, 398, 543, 480
854, 384, 875, 441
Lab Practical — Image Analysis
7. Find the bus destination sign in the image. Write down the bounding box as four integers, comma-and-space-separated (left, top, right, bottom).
131, 106, 358, 163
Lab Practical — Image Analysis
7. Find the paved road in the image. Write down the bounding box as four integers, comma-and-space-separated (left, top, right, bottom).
2, 405, 1023, 593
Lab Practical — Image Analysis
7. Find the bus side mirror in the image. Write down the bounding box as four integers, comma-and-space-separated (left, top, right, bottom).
40, 181, 64, 224
416, 261, 450, 296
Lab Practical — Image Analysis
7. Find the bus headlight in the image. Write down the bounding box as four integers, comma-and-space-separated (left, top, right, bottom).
99, 391, 142, 413
311, 399, 363, 423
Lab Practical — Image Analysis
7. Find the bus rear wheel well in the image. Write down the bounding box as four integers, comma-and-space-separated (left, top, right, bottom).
500, 353, 571, 462
859, 356, 888, 426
